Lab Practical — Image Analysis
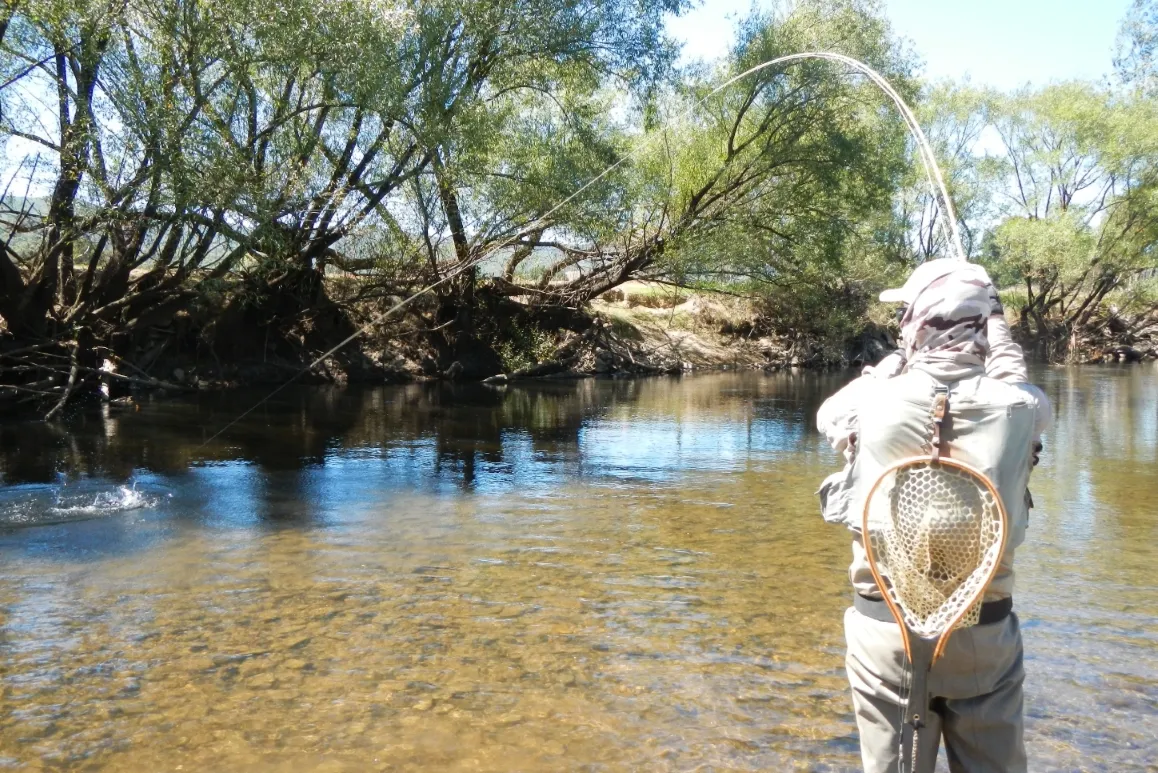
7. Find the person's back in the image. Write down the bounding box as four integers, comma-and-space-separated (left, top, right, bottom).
816, 260, 1052, 773
851, 369, 1038, 601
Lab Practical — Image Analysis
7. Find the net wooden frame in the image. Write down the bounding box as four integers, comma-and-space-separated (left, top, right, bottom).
860, 455, 1010, 664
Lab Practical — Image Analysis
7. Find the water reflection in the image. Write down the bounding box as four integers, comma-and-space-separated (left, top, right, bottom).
0, 373, 841, 526
0, 367, 1154, 772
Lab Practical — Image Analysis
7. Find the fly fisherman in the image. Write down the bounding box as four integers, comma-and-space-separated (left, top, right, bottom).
816, 260, 1052, 773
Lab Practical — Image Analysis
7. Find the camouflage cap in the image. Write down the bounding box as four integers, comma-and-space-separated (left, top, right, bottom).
880, 259, 975, 305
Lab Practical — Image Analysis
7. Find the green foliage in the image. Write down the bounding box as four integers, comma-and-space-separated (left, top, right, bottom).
1110, 275, 1158, 317
975, 82, 1158, 357
624, 0, 916, 355
495, 322, 558, 371
987, 215, 1098, 284
993, 285, 1029, 317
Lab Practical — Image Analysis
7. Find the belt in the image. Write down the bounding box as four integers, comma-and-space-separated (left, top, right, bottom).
854, 593, 1013, 626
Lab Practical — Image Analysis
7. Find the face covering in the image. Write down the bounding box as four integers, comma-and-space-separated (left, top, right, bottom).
899, 266, 993, 382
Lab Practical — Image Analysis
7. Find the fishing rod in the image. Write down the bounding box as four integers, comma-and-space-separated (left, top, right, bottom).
196, 51, 966, 449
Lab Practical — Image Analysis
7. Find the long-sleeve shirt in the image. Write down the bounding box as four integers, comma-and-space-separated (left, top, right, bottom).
815, 314, 1054, 600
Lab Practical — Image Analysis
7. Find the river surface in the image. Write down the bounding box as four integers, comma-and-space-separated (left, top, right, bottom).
0, 367, 1155, 772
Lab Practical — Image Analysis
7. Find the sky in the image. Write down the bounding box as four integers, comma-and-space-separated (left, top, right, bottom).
666, 0, 1134, 90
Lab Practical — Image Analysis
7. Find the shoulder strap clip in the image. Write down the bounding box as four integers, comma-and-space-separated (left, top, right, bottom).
931, 385, 949, 461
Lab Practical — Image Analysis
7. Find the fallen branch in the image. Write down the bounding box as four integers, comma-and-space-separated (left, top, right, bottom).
0, 382, 61, 397
0, 342, 58, 360
74, 365, 192, 392
44, 341, 81, 421
484, 352, 583, 384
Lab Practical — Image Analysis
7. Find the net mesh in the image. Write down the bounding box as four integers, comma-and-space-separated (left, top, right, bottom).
866, 461, 1004, 638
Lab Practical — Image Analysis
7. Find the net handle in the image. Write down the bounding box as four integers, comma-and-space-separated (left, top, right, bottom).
859, 455, 1011, 664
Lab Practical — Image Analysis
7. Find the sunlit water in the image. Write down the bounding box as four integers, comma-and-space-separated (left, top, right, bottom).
0, 367, 1154, 772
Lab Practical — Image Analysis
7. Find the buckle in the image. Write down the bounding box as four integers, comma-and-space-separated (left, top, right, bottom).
931, 386, 949, 460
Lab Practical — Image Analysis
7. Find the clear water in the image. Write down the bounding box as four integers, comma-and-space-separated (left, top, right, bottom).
0, 367, 1154, 771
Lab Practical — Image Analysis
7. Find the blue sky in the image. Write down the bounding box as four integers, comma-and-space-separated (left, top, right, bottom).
667, 0, 1134, 90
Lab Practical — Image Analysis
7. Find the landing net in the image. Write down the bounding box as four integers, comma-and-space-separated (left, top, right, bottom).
865, 460, 1005, 638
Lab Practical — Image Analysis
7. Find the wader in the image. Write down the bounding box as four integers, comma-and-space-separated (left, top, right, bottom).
843, 603, 1027, 773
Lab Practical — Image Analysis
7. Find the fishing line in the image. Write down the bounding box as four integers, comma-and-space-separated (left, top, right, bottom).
196, 51, 966, 449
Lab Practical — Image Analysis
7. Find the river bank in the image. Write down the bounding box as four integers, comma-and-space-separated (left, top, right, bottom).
123, 285, 1157, 395
105, 282, 896, 397
4, 279, 1154, 418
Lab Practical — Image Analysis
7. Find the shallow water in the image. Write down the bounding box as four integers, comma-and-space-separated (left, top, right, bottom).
0, 367, 1155, 771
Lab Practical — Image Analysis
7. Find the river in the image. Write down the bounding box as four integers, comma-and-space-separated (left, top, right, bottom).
0, 366, 1155, 772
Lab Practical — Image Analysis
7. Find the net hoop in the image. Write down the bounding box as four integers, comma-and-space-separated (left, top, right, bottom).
860, 455, 1010, 663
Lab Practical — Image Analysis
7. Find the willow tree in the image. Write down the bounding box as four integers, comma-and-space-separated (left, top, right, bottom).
888, 83, 999, 265
479, 0, 915, 361
981, 83, 1158, 359
393, 85, 630, 371
0, 0, 420, 406
342, 0, 681, 369
0, 0, 686, 407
